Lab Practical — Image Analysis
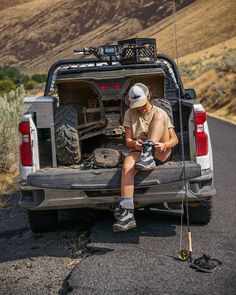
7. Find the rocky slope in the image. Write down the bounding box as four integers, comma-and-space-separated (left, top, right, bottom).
0, 0, 194, 72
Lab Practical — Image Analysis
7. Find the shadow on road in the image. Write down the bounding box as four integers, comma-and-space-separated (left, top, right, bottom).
0, 196, 183, 265
88, 209, 180, 247
0, 193, 183, 264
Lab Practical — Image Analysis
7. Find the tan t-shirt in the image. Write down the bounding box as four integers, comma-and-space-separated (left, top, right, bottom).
123, 105, 174, 140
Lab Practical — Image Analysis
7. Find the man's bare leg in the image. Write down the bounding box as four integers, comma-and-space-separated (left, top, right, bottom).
135, 111, 171, 170
113, 152, 139, 232
148, 111, 166, 142
148, 111, 171, 162
121, 151, 140, 198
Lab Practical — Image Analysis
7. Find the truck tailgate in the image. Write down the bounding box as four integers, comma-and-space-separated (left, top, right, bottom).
26, 161, 201, 190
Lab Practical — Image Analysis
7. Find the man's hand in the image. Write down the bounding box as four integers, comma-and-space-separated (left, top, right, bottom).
134, 139, 144, 150
155, 142, 166, 152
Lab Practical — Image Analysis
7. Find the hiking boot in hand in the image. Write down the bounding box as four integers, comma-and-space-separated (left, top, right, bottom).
135, 140, 156, 171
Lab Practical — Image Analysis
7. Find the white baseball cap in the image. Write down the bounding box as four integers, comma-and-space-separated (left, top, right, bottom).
128, 83, 149, 109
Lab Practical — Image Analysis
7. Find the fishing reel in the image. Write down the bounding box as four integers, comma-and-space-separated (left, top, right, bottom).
178, 249, 192, 262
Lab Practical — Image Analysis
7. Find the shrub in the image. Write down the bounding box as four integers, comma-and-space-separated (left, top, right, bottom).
0, 64, 46, 94
0, 65, 22, 84
31, 73, 46, 84
179, 62, 195, 79
0, 86, 25, 172
191, 58, 202, 66
25, 79, 38, 90
0, 79, 16, 93
22, 75, 30, 84
215, 48, 236, 73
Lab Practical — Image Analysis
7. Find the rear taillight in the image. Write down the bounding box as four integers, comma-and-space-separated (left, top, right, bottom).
194, 111, 208, 156
99, 84, 121, 91
19, 121, 32, 166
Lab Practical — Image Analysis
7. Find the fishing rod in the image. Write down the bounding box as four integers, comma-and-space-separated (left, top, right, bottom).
172, 0, 192, 262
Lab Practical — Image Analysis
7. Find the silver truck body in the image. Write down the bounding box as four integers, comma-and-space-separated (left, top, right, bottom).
18, 48, 216, 231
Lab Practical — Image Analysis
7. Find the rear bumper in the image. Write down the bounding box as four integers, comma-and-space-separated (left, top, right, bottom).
19, 168, 216, 210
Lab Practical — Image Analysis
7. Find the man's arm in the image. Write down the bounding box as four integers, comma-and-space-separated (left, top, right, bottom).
125, 127, 143, 150
155, 128, 179, 152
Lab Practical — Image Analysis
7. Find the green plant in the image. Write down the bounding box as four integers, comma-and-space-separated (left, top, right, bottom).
25, 79, 38, 90
0, 86, 25, 172
31, 73, 46, 84
0, 65, 22, 84
0, 79, 16, 93
0, 65, 46, 93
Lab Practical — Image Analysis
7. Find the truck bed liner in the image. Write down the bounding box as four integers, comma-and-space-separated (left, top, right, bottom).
27, 161, 201, 190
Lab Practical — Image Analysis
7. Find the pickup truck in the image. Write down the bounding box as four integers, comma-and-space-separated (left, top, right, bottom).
18, 38, 216, 232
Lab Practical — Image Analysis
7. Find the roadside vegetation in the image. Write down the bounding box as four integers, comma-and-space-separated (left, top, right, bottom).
0, 86, 25, 172
0, 65, 46, 93
0, 86, 25, 198
0, 65, 46, 195
179, 47, 236, 124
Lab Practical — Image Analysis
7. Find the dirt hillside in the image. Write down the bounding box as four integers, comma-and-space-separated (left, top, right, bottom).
136, 0, 236, 58
135, 0, 236, 123
179, 37, 236, 123
0, 0, 33, 11
0, 0, 194, 73
0, 0, 236, 122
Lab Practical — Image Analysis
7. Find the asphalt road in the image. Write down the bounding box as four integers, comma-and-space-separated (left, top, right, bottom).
0, 117, 235, 295
68, 117, 236, 295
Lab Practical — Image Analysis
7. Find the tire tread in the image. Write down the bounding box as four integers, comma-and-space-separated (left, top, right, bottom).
55, 104, 81, 165
186, 199, 212, 225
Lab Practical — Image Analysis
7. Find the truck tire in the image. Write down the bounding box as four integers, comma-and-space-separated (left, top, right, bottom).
185, 198, 212, 225
55, 104, 81, 165
153, 98, 174, 126
27, 210, 58, 233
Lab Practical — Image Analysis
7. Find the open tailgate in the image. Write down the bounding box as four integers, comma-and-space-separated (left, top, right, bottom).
27, 161, 201, 190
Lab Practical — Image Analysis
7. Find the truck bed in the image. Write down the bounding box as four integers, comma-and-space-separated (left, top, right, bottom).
26, 160, 201, 190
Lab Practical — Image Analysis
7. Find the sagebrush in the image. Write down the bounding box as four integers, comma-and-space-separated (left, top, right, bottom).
179, 47, 236, 120
0, 86, 25, 172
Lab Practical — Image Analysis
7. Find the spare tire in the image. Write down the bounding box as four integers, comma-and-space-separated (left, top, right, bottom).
153, 98, 174, 126
55, 104, 81, 165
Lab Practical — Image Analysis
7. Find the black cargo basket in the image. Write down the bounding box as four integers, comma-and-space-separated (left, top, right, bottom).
118, 38, 157, 65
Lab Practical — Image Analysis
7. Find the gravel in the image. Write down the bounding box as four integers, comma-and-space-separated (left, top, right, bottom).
0, 193, 90, 295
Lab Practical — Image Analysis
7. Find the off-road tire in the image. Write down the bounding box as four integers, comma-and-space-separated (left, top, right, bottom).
153, 98, 174, 125
55, 104, 81, 165
27, 210, 58, 233
185, 198, 212, 225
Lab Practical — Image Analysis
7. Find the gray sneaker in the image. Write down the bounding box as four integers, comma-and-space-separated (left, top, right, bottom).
113, 208, 137, 232
135, 140, 156, 171
114, 205, 121, 220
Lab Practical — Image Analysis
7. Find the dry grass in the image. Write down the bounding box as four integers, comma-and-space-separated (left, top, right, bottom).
0, 0, 33, 10
0, 0, 235, 75
0, 0, 235, 72
0, 87, 24, 172
0, 86, 22, 204
0, 171, 19, 211
136, 0, 236, 59
179, 38, 236, 124
0, 0, 194, 73
0, 172, 19, 195
178, 36, 236, 64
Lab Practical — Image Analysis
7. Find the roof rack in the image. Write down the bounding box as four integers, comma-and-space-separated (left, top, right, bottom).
73, 38, 157, 65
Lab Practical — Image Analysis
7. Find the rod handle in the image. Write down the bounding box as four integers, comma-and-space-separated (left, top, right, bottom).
188, 231, 192, 252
